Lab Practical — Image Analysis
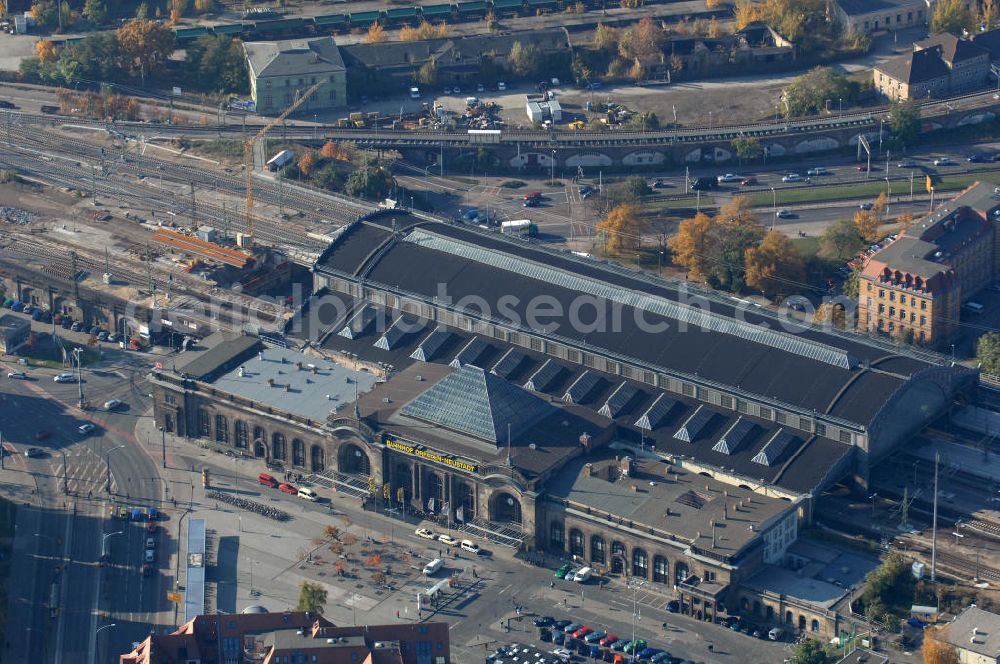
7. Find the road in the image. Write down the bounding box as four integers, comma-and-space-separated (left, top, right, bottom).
0, 341, 172, 664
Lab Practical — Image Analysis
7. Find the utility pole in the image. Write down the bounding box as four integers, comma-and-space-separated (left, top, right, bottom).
190, 182, 197, 226
931, 451, 939, 582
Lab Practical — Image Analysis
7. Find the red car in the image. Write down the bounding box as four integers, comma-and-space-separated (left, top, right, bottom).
524, 191, 542, 201
740, 176, 758, 186
600, 635, 618, 646
147, 522, 158, 534
278, 482, 298, 494
573, 626, 593, 639
141, 563, 154, 577
857, 164, 877, 171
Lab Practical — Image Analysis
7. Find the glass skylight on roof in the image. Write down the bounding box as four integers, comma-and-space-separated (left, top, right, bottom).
674, 404, 716, 443
374, 316, 415, 351
523, 359, 563, 392
563, 370, 601, 404
635, 394, 678, 431
752, 428, 798, 466
599, 382, 639, 418
712, 416, 755, 455
450, 337, 489, 368
491, 347, 527, 379
410, 326, 453, 362
339, 305, 378, 339
399, 365, 551, 444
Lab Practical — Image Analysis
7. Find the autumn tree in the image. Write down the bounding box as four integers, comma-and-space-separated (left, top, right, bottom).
932, 0, 973, 35
853, 209, 880, 242
82, 0, 106, 24
706, 17, 725, 37
117, 18, 175, 79
983, 0, 999, 30
618, 16, 663, 60
372, 570, 388, 586
977, 331, 1000, 375
194, 0, 214, 13
400, 20, 448, 40
705, 0, 722, 8
734, 0, 763, 29
365, 21, 386, 44
744, 230, 805, 297
298, 151, 317, 177
364, 552, 382, 567
842, 264, 862, 299
872, 191, 889, 218
169, 0, 187, 24
896, 211, 915, 230
669, 212, 715, 281
35, 39, 57, 64
814, 302, 847, 328
295, 581, 327, 613
708, 197, 766, 291
322, 524, 340, 540
135, 1, 148, 19
923, 629, 960, 664
418, 60, 438, 85
597, 204, 643, 254
593, 23, 619, 52
320, 142, 338, 159
508, 41, 540, 77
31, 0, 57, 27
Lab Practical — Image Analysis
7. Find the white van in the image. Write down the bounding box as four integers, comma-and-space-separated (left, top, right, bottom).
964, 301, 985, 314
571, 566, 592, 583
297, 487, 319, 501
103, 399, 123, 411
423, 558, 444, 576
768, 627, 785, 641
460, 539, 480, 554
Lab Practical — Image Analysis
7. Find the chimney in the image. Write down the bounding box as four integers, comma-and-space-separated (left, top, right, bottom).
724, 503, 728, 520
296, 361, 303, 370
579, 431, 592, 451
629, 484, 638, 492
267, 377, 275, 387
620, 456, 633, 477
284, 383, 291, 392
582, 463, 593, 477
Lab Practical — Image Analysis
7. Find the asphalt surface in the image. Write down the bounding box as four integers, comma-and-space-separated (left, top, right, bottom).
0, 339, 171, 664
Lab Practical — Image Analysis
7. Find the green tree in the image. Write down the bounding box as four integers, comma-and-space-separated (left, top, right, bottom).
507, 41, 540, 77
820, 218, 865, 260
30, 0, 58, 28
781, 67, 859, 118
186, 34, 249, 94
622, 175, 650, 198
82, 0, 107, 24
345, 165, 394, 200
789, 639, 831, 664
887, 99, 921, 151
978, 331, 1000, 375
295, 580, 327, 613
861, 553, 914, 613
731, 135, 763, 165
135, 1, 148, 19
842, 264, 862, 299
931, 0, 974, 35
626, 111, 659, 130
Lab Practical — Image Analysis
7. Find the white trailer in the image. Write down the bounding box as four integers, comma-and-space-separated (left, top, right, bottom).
501, 219, 532, 235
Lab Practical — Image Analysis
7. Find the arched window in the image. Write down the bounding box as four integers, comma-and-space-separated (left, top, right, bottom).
785, 611, 793, 625
311, 445, 325, 472
292, 439, 305, 467
590, 536, 605, 565
798, 615, 806, 630
272, 432, 287, 461
234, 421, 249, 448
611, 541, 626, 559
215, 414, 228, 443
674, 561, 689, 586
569, 529, 584, 557
197, 408, 211, 437
253, 425, 265, 446
652, 555, 668, 583
631, 548, 648, 579
550, 522, 564, 549
811, 619, 819, 632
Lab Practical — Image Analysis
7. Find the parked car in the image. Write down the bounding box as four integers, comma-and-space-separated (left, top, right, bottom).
54, 372, 75, 383
775, 209, 793, 219
666, 600, 680, 613
103, 399, 123, 411
297, 487, 319, 501
414, 528, 435, 540
97, 331, 109, 341
717, 173, 741, 183
277, 482, 297, 494
460, 539, 480, 554
781, 173, 802, 182
437, 533, 458, 546
563, 623, 582, 634
552, 619, 573, 630
573, 626, 593, 639
599, 634, 618, 647
933, 157, 953, 166
740, 176, 758, 186
25, 447, 44, 458
258, 472, 278, 487
534, 616, 555, 627
7, 371, 26, 379
583, 631, 605, 643
554, 563, 573, 578
78, 423, 96, 435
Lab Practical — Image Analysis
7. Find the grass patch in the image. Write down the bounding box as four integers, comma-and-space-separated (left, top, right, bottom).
500, 180, 526, 189
193, 139, 243, 160
792, 235, 822, 258
644, 195, 715, 212
20, 340, 100, 369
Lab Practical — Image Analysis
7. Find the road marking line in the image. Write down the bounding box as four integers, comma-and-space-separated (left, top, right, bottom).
498, 583, 513, 595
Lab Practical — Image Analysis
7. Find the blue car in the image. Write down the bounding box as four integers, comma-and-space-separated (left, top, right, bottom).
650, 653, 672, 663
553, 631, 565, 645
637, 647, 658, 659
563, 622, 582, 634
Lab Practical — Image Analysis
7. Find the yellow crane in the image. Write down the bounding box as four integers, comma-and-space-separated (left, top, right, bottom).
244, 81, 323, 245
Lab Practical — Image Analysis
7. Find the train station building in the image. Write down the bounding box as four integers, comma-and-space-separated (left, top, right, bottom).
151, 211, 978, 635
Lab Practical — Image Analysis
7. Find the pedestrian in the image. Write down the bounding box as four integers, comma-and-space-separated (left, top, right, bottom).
550, 581, 554, 589
396, 611, 400, 619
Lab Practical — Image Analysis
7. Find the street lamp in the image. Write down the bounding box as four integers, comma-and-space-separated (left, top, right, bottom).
101, 531, 123, 562
885, 178, 891, 218
628, 579, 645, 657
73, 348, 84, 408
105, 444, 126, 494
550, 150, 556, 184
869, 492, 878, 519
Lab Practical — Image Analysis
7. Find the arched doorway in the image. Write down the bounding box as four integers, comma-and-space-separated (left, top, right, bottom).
610, 541, 626, 575
455, 482, 474, 521
674, 561, 689, 586
489, 492, 522, 524
395, 463, 413, 504
338, 443, 371, 476
310, 445, 325, 472
426, 474, 444, 512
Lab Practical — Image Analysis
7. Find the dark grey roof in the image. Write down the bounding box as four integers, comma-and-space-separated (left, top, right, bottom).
0, 313, 29, 331
313, 217, 939, 427
175, 333, 260, 381
876, 48, 951, 85
399, 364, 552, 445
244, 36, 344, 79
916, 32, 989, 64
836, 0, 919, 16
974, 27, 1000, 58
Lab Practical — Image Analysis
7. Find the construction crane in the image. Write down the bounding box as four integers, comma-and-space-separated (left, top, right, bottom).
244, 81, 323, 246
